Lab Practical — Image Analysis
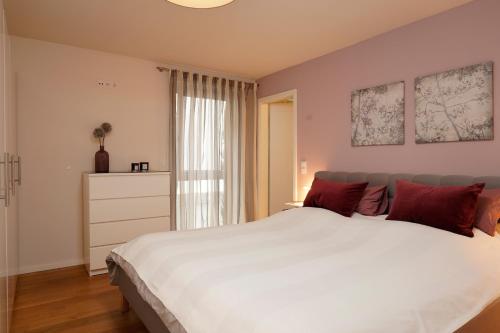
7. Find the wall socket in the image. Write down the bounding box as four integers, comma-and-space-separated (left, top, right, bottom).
97, 81, 117, 87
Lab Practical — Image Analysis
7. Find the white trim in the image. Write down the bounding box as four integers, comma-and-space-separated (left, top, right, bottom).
258, 89, 298, 202
18, 258, 84, 275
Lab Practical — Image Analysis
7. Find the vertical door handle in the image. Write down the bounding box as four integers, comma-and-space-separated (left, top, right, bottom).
0, 152, 10, 207
14, 156, 21, 186
10, 154, 15, 195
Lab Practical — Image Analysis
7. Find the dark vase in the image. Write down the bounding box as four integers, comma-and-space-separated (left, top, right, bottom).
95, 145, 109, 173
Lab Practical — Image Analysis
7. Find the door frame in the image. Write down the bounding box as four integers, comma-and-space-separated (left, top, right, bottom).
258, 89, 298, 207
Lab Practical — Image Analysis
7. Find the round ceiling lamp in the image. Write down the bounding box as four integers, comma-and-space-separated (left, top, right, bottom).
166, 0, 235, 8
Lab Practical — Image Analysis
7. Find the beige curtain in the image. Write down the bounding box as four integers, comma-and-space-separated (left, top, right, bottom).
166, 70, 257, 230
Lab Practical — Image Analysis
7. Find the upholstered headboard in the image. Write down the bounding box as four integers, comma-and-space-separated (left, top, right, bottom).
314, 171, 500, 200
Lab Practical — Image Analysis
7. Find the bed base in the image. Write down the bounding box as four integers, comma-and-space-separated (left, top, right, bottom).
115, 266, 171, 333
121, 296, 130, 314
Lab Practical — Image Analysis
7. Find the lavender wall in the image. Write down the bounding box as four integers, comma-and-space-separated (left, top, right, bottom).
257, 0, 500, 193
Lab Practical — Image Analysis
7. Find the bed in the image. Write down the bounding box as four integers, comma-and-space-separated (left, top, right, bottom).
107, 171, 500, 333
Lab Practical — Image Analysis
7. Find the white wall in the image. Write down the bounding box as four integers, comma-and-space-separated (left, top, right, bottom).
13, 37, 169, 273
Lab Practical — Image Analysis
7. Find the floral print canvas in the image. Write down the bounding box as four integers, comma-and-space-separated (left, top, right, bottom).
351, 81, 405, 146
415, 62, 493, 144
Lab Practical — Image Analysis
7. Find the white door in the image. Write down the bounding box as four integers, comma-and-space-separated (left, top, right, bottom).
0, 3, 7, 333
268, 102, 294, 215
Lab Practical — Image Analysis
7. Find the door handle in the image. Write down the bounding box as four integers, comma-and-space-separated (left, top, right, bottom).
10, 154, 15, 195
14, 155, 21, 186
0, 152, 10, 207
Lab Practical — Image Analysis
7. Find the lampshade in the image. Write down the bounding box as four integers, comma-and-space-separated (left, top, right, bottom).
166, 0, 235, 8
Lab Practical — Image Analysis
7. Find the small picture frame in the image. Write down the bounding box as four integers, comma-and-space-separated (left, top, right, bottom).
131, 163, 140, 173
140, 162, 149, 172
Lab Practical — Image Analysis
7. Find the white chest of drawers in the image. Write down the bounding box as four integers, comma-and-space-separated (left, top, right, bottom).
83, 172, 171, 276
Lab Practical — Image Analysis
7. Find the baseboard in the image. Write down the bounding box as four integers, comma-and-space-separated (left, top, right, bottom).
19, 258, 84, 275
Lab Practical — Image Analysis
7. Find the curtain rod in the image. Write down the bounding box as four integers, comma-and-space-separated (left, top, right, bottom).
156, 66, 258, 86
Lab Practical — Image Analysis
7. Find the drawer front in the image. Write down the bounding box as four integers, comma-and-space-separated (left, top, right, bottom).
89, 196, 170, 223
90, 217, 170, 246
90, 244, 120, 271
88, 174, 170, 199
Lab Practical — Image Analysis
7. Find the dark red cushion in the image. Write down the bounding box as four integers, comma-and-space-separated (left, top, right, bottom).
356, 185, 389, 216
386, 180, 485, 237
303, 178, 368, 217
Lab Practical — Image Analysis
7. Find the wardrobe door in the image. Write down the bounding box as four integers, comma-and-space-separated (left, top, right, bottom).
4, 25, 16, 332
0, 4, 7, 333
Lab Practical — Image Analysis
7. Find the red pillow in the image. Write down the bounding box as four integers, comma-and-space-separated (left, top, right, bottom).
475, 189, 500, 236
386, 180, 485, 237
356, 185, 389, 216
303, 178, 368, 217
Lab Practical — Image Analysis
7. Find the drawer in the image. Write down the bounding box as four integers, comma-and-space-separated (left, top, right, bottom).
89, 196, 170, 223
90, 217, 170, 246
90, 244, 120, 271
88, 174, 170, 199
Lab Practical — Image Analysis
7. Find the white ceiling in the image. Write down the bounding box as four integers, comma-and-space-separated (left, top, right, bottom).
5, 0, 473, 79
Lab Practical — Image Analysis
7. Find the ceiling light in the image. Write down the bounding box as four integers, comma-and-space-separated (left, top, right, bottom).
166, 0, 235, 8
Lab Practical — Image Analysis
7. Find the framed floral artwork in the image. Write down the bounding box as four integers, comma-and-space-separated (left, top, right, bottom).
351, 81, 405, 146
415, 62, 493, 144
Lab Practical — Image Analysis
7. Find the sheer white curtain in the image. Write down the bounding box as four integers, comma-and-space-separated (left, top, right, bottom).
167, 70, 257, 230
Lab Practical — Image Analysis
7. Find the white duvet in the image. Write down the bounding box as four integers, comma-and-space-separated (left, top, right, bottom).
110, 207, 500, 333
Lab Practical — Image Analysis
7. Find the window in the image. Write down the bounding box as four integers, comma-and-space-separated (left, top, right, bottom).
176, 95, 228, 229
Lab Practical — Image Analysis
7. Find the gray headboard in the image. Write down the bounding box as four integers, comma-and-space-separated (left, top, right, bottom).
315, 171, 500, 199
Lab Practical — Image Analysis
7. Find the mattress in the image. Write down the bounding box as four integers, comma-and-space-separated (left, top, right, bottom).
108, 207, 500, 333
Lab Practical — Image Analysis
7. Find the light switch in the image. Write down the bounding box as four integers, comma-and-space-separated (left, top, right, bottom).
300, 160, 307, 175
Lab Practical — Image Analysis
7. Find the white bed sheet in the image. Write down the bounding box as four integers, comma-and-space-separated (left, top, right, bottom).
110, 207, 500, 333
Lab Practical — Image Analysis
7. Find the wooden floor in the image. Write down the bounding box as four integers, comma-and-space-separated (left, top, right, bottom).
12, 265, 148, 333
